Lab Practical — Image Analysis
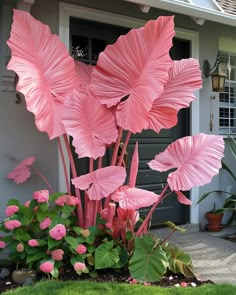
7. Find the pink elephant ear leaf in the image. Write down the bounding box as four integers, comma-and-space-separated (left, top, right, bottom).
63, 89, 118, 159
90, 16, 175, 133
175, 191, 192, 205
129, 142, 139, 187
149, 133, 225, 191
148, 59, 202, 133
75, 61, 93, 85
111, 187, 159, 210
7, 10, 78, 139
7, 157, 36, 184
72, 166, 126, 200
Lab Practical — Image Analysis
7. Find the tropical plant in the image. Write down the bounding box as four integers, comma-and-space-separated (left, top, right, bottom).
198, 136, 236, 226
0, 9, 225, 282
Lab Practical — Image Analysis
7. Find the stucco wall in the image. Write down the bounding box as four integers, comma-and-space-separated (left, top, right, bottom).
1, 0, 236, 228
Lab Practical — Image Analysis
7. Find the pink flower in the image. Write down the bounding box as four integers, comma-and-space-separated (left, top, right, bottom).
0, 241, 6, 249
4, 220, 21, 230
74, 262, 86, 271
49, 224, 66, 240
16, 243, 24, 252
76, 244, 87, 255
55, 195, 79, 207
24, 201, 30, 207
28, 239, 39, 247
51, 249, 64, 261
33, 190, 49, 203
39, 261, 54, 273
5, 205, 19, 217
40, 217, 52, 230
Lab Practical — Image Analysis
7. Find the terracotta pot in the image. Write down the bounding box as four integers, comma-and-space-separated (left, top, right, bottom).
12, 269, 37, 285
205, 212, 223, 232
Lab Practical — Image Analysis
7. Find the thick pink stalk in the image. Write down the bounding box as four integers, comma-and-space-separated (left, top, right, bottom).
107, 203, 116, 224
63, 134, 84, 228
30, 166, 54, 194
117, 131, 131, 166
57, 137, 71, 195
136, 184, 169, 236
110, 127, 123, 166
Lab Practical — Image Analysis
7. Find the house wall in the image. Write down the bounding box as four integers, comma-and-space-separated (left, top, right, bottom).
1, 0, 236, 228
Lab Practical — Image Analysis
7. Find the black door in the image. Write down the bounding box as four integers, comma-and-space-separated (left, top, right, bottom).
70, 18, 190, 226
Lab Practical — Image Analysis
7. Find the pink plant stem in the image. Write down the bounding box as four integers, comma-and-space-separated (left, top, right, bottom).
63, 134, 84, 228
159, 229, 176, 246
110, 127, 123, 166
30, 166, 54, 194
57, 137, 71, 195
87, 158, 94, 226
96, 157, 103, 215
117, 131, 131, 166
136, 184, 169, 236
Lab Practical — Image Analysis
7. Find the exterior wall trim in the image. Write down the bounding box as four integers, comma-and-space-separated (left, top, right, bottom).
59, 1, 200, 224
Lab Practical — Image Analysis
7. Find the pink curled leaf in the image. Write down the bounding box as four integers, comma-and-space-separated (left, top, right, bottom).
7, 157, 35, 184
175, 191, 192, 205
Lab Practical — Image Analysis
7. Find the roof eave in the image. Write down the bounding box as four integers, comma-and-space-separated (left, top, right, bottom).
123, 0, 236, 27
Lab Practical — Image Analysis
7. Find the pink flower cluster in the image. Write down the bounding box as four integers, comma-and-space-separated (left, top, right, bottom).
28, 239, 39, 247
55, 195, 79, 207
0, 241, 6, 249
51, 249, 64, 261
39, 261, 54, 273
49, 224, 66, 240
76, 244, 87, 255
33, 190, 49, 203
74, 262, 86, 272
4, 220, 21, 230
40, 217, 52, 230
5, 205, 19, 217
16, 243, 24, 252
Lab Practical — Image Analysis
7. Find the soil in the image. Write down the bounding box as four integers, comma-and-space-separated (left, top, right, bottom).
0, 265, 214, 294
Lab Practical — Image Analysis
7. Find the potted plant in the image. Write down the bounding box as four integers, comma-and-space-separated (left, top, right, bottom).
205, 203, 224, 232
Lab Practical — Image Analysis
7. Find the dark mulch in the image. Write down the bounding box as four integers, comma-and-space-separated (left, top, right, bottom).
0, 264, 214, 294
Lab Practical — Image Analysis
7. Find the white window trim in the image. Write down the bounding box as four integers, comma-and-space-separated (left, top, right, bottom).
59, 2, 200, 225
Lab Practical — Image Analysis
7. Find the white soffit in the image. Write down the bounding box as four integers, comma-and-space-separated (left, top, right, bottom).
123, 0, 236, 27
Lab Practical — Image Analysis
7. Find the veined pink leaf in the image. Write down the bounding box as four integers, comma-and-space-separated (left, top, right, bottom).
111, 186, 159, 210
147, 59, 202, 133
148, 133, 225, 191
63, 89, 118, 159
129, 142, 139, 187
72, 166, 126, 200
176, 191, 192, 205
75, 60, 93, 87
90, 16, 175, 133
7, 10, 78, 139
7, 157, 36, 184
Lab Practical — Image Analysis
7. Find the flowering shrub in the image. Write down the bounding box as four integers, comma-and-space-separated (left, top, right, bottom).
0, 9, 226, 282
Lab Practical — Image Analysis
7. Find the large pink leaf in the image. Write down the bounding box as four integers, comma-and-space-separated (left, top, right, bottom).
129, 142, 139, 187
75, 61, 93, 89
7, 10, 78, 139
147, 59, 202, 133
148, 133, 225, 191
63, 89, 118, 159
72, 166, 126, 200
7, 157, 35, 184
175, 191, 192, 205
90, 16, 175, 133
111, 186, 159, 210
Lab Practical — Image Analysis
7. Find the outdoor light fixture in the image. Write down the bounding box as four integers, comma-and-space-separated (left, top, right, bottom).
203, 51, 227, 92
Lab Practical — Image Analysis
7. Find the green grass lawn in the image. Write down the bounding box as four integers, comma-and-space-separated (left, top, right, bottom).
3, 280, 236, 295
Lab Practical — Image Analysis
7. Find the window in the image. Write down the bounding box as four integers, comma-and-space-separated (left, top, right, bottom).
219, 52, 236, 135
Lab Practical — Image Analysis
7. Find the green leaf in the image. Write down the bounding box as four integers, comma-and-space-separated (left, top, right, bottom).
61, 204, 75, 218
39, 202, 49, 212
36, 210, 48, 222
65, 236, 83, 249
13, 228, 31, 241
228, 135, 236, 160
7, 199, 21, 207
126, 231, 133, 241
197, 190, 226, 204
51, 267, 59, 279
26, 251, 47, 263
129, 236, 168, 282
48, 237, 62, 250
95, 241, 119, 270
222, 160, 236, 182
85, 226, 101, 244
113, 246, 128, 269
71, 255, 84, 265
163, 242, 194, 278
73, 227, 83, 235
164, 221, 187, 233
29, 200, 38, 210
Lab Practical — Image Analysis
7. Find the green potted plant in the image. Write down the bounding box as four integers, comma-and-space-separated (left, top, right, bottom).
198, 136, 236, 231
